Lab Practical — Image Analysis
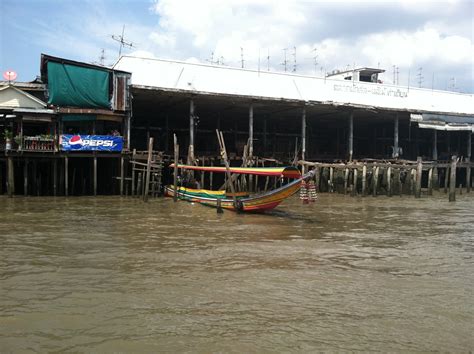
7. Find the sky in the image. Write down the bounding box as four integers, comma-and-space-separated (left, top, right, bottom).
0, 0, 473, 92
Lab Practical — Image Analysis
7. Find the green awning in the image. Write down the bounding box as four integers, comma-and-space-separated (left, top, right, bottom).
47, 61, 110, 109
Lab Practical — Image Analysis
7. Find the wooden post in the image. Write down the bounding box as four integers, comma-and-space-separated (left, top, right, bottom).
348, 111, 353, 162
188, 99, 195, 165
249, 103, 254, 160
449, 156, 457, 202
53, 159, 57, 197
23, 159, 28, 196
393, 114, 399, 158
362, 164, 367, 196
352, 168, 358, 196
137, 172, 143, 197
210, 159, 214, 190
173, 134, 179, 202
7, 157, 14, 197
373, 165, 379, 197
216, 130, 237, 208
200, 157, 205, 189
387, 166, 392, 197
263, 118, 267, 156
427, 168, 433, 196
467, 132, 471, 193
343, 167, 349, 194
415, 157, 422, 198
301, 107, 306, 171
329, 167, 334, 193
432, 130, 438, 161
65, 156, 69, 197
315, 166, 320, 192
144, 137, 154, 202
444, 166, 449, 193
120, 156, 124, 196
93, 155, 98, 196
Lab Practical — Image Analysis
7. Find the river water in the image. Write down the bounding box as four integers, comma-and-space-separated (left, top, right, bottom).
1, 193, 473, 352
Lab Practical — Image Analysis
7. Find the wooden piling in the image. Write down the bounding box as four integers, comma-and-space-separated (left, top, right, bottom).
93, 155, 98, 196
120, 156, 124, 196
427, 168, 433, 196
372, 166, 379, 197
314, 166, 320, 192
137, 172, 143, 197
173, 134, 179, 202
444, 167, 449, 193
362, 164, 367, 196
415, 157, 422, 198
7, 157, 15, 197
24, 159, 28, 196
53, 159, 57, 196
329, 167, 334, 193
344, 168, 349, 194
351, 168, 358, 196
143, 137, 154, 202
449, 156, 457, 202
387, 166, 392, 197
65, 156, 69, 197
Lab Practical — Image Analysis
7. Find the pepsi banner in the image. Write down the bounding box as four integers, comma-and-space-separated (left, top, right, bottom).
60, 135, 123, 152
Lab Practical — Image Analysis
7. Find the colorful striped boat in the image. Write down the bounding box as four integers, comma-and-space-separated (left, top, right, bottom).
165, 165, 315, 212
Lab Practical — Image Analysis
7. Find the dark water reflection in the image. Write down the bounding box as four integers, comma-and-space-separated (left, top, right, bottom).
1, 193, 473, 352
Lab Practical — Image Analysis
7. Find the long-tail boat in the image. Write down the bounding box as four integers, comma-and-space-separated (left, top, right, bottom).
164, 164, 315, 212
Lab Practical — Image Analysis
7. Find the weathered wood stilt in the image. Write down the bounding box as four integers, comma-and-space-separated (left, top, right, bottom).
173, 134, 178, 202
415, 157, 422, 198
329, 167, 334, 192
24, 159, 28, 196
352, 168, 358, 197
387, 166, 392, 197
467, 132, 471, 193
65, 156, 69, 197
315, 166, 321, 192
143, 137, 154, 202
120, 156, 124, 196
444, 167, 449, 194
53, 159, 57, 197
372, 166, 379, 197
427, 168, 433, 196
449, 156, 457, 202
93, 155, 98, 196
362, 164, 367, 196
301, 107, 306, 173
7, 157, 14, 197
137, 172, 143, 197
348, 111, 353, 161
344, 168, 349, 194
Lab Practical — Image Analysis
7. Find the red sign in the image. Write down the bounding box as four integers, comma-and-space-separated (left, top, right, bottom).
3, 70, 17, 81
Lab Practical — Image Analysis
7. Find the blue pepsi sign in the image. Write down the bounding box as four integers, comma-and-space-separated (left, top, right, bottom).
60, 135, 123, 152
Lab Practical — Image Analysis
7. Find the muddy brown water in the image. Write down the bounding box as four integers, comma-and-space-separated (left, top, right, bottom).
1, 193, 473, 352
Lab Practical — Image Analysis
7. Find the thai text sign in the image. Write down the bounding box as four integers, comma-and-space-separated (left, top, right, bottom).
60, 135, 123, 152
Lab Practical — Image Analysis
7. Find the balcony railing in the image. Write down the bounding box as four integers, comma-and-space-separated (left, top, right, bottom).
22, 136, 56, 151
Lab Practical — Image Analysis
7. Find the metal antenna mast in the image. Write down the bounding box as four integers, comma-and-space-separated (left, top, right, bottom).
99, 49, 106, 66
292, 46, 297, 72
267, 49, 270, 71
240, 47, 245, 68
311, 48, 318, 75
417, 67, 424, 88
112, 25, 135, 57
281, 48, 288, 72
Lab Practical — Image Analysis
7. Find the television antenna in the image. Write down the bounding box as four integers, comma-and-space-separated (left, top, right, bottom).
292, 46, 297, 72
281, 48, 288, 72
112, 25, 135, 57
240, 47, 245, 68
417, 67, 424, 88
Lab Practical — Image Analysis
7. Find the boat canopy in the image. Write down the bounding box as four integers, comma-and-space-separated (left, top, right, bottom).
170, 164, 301, 178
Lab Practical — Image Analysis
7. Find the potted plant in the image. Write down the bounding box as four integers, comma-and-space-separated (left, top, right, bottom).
3, 129, 13, 150
14, 135, 22, 150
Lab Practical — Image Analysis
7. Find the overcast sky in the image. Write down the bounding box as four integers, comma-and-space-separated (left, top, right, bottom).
1, 0, 473, 92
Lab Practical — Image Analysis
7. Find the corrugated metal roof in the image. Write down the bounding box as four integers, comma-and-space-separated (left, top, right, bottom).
114, 55, 474, 116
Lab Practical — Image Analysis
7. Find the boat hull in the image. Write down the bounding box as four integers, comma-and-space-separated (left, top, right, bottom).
165, 177, 303, 212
